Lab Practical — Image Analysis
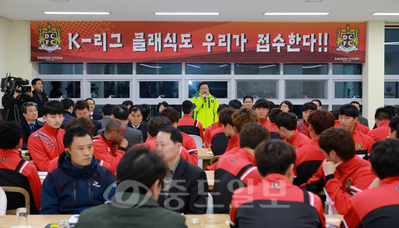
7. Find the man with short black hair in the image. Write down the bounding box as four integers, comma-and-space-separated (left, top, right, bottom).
178, 100, 204, 142
338, 104, 374, 159
254, 98, 270, 128
192, 81, 219, 128
41, 125, 116, 214
214, 123, 269, 213
18, 102, 44, 149
388, 117, 399, 139
98, 104, 113, 128
229, 99, 242, 110
122, 100, 133, 110
297, 102, 317, 137
61, 98, 74, 126
156, 126, 208, 214
311, 99, 322, 110
31, 78, 49, 118
350, 101, 369, 127
28, 100, 65, 171
75, 146, 187, 228
140, 104, 151, 123
301, 128, 375, 215
0, 122, 42, 214
275, 112, 310, 149
230, 140, 325, 228
75, 100, 102, 136
204, 104, 228, 148
267, 108, 283, 140
242, 95, 253, 109
85, 98, 102, 120
128, 105, 148, 142
342, 138, 399, 227
367, 107, 391, 141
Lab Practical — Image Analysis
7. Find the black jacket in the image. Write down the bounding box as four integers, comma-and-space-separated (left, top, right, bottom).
18, 120, 44, 150
31, 90, 49, 117
127, 121, 148, 142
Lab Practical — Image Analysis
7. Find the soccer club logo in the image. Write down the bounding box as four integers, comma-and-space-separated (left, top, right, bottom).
38, 23, 62, 53
336, 24, 359, 54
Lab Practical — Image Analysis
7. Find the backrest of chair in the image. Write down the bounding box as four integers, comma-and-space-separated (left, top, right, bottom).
210, 155, 221, 165
0, 187, 7, 215
1, 186, 30, 214
188, 134, 203, 148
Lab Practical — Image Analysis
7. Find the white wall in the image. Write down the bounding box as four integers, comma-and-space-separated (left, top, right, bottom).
0, 16, 12, 108
10, 21, 34, 82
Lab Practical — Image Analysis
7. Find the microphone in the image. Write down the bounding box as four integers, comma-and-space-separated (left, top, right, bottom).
202, 92, 207, 100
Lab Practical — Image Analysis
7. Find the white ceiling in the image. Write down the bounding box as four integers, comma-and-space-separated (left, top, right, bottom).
0, 0, 398, 22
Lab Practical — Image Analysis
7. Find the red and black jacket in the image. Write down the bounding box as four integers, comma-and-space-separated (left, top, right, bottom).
297, 119, 310, 138
294, 137, 325, 186
178, 114, 204, 142
214, 148, 262, 214
285, 129, 311, 149
204, 121, 221, 148
367, 120, 389, 142
301, 156, 376, 214
210, 127, 230, 156
267, 123, 283, 140
230, 174, 325, 228
342, 176, 399, 228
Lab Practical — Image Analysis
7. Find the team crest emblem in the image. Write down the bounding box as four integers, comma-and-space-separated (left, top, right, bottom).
294, 146, 297, 149
356, 143, 363, 150
211, 100, 214, 103
272, 182, 281, 189
345, 178, 352, 188
230, 158, 236, 163
38, 23, 62, 53
1, 157, 6, 162
318, 147, 324, 152
336, 24, 359, 54
115, 146, 118, 151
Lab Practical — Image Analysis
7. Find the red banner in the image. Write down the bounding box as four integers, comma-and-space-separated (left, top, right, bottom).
30, 21, 366, 63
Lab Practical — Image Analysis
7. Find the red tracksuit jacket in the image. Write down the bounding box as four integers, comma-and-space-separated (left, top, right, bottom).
92, 134, 125, 176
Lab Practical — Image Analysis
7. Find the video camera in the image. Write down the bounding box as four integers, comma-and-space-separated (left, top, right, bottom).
1, 73, 30, 97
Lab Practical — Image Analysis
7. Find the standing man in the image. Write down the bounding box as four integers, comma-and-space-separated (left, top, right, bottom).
75, 100, 102, 136
192, 81, 219, 128
18, 102, 44, 150
31, 78, 49, 118
28, 100, 65, 171
85, 98, 102, 120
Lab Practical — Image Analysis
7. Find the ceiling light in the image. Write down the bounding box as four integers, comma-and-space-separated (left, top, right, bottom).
43, 12, 110, 15
154, 12, 220, 16
263, 12, 329, 16
372, 13, 399, 16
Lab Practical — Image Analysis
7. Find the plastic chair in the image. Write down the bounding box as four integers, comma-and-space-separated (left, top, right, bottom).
206, 192, 214, 214
1, 186, 30, 215
210, 155, 221, 165
0, 187, 7, 215
188, 134, 203, 148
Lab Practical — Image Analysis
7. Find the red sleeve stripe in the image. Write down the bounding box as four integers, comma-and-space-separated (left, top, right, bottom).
240, 166, 257, 181
18, 161, 29, 173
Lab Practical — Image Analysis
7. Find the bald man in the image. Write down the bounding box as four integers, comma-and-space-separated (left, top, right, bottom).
92, 119, 128, 176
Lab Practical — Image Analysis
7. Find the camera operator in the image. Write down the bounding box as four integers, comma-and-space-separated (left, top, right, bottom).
2, 85, 33, 122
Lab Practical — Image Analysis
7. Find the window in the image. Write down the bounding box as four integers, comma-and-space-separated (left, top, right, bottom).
139, 81, 179, 98
234, 64, 279, 75
284, 64, 328, 75
39, 63, 83, 74
136, 63, 182, 74
87, 63, 132, 74
332, 64, 362, 75
286, 80, 327, 99
384, 82, 399, 98
385, 28, 399, 75
89, 81, 130, 98
236, 80, 278, 99
188, 81, 228, 98
335, 82, 362, 98
186, 63, 231, 75
43, 81, 81, 98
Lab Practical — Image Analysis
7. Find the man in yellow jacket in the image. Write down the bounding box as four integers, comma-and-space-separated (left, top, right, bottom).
192, 81, 219, 129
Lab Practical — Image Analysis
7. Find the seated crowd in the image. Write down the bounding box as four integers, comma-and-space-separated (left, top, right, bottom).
1, 94, 399, 228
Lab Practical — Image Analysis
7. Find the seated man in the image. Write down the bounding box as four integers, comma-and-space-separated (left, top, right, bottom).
28, 100, 65, 171
254, 98, 270, 128
178, 100, 204, 142
214, 123, 269, 213
41, 125, 116, 214
18, 102, 43, 150
367, 107, 391, 142
75, 146, 187, 228
267, 108, 283, 140
301, 128, 376, 215
160, 107, 198, 164
156, 126, 208, 214
297, 102, 317, 137
75, 100, 102, 136
0, 122, 42, 214
211, 107, 235, 156
294, 110, 335, 186
128, 105, 148, 142
275, 112, 310, 149
92, 119, 128, 176
342, 138, 399, 227
204, 104, 228, 148
61, 98, 75, 127
98, 104, 113, 129
338, 104, 374, 159
230, 140, 325, 228
389, 117, 399, 139
85, 98, 102, 120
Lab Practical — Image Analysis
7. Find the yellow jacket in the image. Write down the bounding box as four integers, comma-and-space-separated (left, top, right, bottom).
192, 93, 219, 129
